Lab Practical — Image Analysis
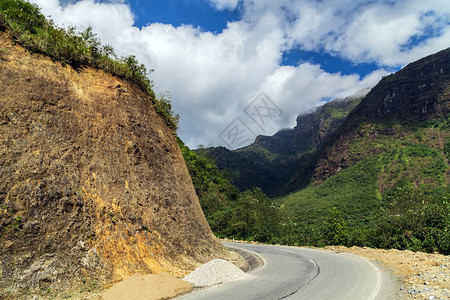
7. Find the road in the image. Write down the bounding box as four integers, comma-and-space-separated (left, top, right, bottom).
178, 242, 393, 300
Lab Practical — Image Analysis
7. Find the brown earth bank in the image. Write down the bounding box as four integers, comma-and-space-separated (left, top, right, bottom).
0, 31, 232, 298
325, 246, 449, 300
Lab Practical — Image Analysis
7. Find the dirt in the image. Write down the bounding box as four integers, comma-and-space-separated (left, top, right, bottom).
325, 246, 450, 300
102, 273, 193, 300
0, 31, 232, 298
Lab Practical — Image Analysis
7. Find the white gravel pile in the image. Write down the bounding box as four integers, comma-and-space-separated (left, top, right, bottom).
183, 259, 249, 288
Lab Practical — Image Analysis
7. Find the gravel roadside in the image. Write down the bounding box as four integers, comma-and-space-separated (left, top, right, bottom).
183, 259, 249, 288
325, 246, 450, 300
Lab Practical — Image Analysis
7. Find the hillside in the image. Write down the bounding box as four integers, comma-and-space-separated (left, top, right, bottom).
0, 22, 226, 300
200, 92, 366, 196
278, 48, 449, 253
312, 47, 450, 184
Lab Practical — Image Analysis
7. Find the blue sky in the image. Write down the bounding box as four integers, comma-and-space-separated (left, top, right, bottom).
130, 0, 382, 77
130, 0, 241, 33
32, 0, 450, 149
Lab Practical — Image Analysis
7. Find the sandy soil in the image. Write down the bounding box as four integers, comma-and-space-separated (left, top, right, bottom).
324, 246, 449, 300
101, 273, 192, 300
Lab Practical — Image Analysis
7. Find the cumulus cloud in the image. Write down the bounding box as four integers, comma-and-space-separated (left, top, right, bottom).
243, 0, 450, 66
28, 0, 449, 148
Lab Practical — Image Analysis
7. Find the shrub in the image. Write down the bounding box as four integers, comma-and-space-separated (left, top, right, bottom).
321, 207, 348, 245
0, 0, 178, 131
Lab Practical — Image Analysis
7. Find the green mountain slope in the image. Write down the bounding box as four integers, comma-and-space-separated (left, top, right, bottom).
200, 92, 366, 196
312, 47, 450, 184
277, 48, 450, 253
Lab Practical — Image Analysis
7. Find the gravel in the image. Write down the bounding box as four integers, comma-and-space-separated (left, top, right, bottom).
183, 259, 249, 288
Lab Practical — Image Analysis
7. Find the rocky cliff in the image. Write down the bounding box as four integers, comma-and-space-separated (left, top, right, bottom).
313, 47, 450, 183
0, 32, 225, 296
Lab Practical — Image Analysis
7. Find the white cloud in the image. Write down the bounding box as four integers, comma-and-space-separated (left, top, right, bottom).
28, 0, 449, 148
247, 0, 450, 66
208, 0, 240, 11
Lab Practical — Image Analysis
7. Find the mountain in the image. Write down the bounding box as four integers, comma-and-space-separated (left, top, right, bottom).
279, 47, 449, 235
195, 47, 448, 253
312, 48, 449, 184
199, 90, 367, 196
0, 17, 226, 299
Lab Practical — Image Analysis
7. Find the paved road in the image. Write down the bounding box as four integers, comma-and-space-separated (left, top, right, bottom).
178, 242, 389, 300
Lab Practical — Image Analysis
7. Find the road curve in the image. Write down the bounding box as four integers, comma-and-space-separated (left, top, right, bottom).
178, 242, 389, 300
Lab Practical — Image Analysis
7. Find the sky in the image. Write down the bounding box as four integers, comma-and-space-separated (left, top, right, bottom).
30, 0, 450, 149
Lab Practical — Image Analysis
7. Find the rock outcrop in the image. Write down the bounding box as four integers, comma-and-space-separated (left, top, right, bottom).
0, 32, 224, 296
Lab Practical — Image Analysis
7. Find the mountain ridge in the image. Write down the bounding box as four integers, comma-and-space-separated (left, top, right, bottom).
200, 90, 367, 196
312, 47, 450, 184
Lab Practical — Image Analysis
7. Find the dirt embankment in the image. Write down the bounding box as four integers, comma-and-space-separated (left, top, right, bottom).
0, 31, 229, 298
325, 246, 449, 300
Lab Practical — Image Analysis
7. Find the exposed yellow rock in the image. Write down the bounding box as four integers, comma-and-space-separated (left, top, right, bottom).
0, 32, 227, 298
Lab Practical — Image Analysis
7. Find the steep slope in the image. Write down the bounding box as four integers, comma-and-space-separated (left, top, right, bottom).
313, 48, 449, 184
279, 48, 449, 241
201, 92, 365, 196
0, 32, 225, 296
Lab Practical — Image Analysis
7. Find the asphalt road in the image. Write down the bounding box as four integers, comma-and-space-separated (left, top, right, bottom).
178, 242, 391, 300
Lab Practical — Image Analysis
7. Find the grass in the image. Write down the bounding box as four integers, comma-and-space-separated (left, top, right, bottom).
279, 156, 384, 227
0, 0, 179, 131
278, 142, 449, 228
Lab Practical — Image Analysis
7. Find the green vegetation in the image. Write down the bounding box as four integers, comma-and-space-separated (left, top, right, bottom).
322, 207, 348, 245
179, 139, 282, 243
154, 92, 179, 131
275, 137, 449, 253
280, 156, 384, 227
183, 125, 449, 254
444, 141, 450, 161
0, 0, 178, 130
370, 184, 449, 254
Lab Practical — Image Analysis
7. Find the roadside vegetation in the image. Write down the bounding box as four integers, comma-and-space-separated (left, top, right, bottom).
0, 0, 179, 130
178, 139, 282, 243
181, 117, 450, 255
277, 117, 449, 254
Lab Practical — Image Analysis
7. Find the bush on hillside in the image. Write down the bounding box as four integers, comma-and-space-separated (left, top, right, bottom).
0, 0, 179, 130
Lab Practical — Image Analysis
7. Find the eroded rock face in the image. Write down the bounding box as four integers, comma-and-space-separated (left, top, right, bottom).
0, 33, 224, 295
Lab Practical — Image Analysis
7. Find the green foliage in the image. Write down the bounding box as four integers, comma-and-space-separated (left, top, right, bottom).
0, 0, 178, 131
280, 156, 384, 227
228, 188, 281, 243
154, 92, 179, 131
420, 113, 450, 130
275, 139, 449, 252
0, 0, 46, 33
321, 207, 347, 245
444, 141, 450, 161
179, 140, 284, 243
369, 184, 450, 254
